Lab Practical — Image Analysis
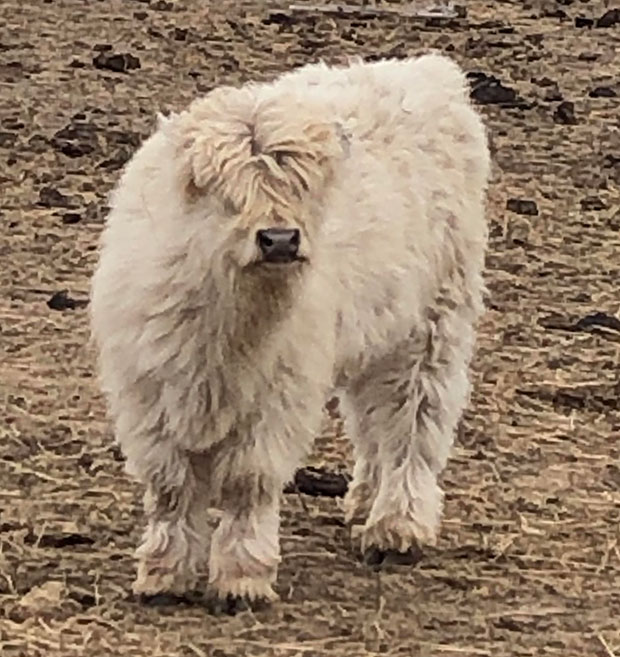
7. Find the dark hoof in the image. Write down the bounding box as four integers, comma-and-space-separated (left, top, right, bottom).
138, 590, 205, 607
206, 593, 269, 616
139, 592, 186, 606
363, 545, 423, 568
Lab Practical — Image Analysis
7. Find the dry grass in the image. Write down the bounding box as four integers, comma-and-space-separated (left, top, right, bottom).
1, 0, 619, 655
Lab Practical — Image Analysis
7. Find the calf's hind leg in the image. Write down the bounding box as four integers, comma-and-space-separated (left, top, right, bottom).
344, 302, 478, 560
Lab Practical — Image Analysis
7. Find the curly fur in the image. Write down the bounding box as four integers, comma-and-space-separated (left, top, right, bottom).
90, 52, 491, 602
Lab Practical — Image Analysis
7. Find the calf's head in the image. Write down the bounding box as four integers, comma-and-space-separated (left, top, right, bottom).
167, 85, 348, 277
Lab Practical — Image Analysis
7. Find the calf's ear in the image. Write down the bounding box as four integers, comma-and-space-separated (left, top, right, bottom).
162, 86, 258, 196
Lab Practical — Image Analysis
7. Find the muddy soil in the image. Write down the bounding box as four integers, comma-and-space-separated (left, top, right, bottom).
0, 1, 619, 656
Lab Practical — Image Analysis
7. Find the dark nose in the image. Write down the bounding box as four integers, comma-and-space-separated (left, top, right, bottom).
256, 228, 300, 262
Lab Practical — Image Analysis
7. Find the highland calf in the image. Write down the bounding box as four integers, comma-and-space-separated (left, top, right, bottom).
90, 53, 491, 606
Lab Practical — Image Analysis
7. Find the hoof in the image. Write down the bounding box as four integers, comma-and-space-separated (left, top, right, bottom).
363, 545, 423, 568
206, 593, 271, 616
138, 590, 205, 607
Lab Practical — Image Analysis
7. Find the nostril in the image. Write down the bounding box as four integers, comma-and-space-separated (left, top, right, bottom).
257, 230, 274, 251
289, 230, 300, 248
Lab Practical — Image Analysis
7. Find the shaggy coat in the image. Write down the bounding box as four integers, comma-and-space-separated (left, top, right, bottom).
90, 53, 490, 603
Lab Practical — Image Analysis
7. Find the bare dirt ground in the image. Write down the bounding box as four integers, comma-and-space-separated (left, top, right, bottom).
1, 1, 619, 655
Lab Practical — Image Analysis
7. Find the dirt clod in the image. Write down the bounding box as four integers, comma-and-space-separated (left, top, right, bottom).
92, 50, 141, 73
597, 8, 620, 27
580, 195, 606, 211
575, 16, 594, 28
574, 311, 620, 334
589, 85, 616, 98
47, 290, 88, 311
553, 100, 577, 124
61, 212, 82, 224
468, 72, 525, 107
506, 198, 539, 216
37, 186, 71, 208
285, 467, 351, 498
51, 121, 98, 158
